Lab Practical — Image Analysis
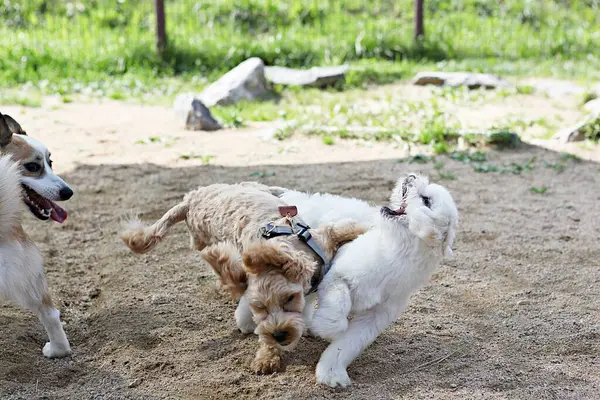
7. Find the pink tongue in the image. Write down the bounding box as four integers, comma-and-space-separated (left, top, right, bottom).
49, 201, 68, 223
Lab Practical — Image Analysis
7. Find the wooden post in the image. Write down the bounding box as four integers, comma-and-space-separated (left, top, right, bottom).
155, 0, 167, 55
414, 0, 424, 41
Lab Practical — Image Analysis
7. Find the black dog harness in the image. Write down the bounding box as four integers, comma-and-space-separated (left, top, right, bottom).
260, 206, 331, 295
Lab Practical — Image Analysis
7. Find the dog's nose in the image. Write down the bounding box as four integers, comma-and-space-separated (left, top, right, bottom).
272, 331, 288, 343
59, 187, 74, 201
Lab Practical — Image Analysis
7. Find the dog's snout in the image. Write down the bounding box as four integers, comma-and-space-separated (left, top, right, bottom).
272, 331, 288, 343
59, 187, 73, 201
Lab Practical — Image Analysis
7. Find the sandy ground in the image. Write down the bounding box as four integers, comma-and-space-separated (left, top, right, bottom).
1, 80, 598, 174
0, 84, 599, 399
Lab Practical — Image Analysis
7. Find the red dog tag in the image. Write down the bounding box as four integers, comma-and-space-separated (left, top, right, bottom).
279, 206, 298, 217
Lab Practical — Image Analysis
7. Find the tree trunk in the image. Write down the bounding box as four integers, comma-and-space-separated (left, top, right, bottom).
414, 0, 424, 41
155, 0, 167, 55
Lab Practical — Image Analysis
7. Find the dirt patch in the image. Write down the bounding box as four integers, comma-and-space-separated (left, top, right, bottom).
1, 79, 599, 176
1, 144, 599, 399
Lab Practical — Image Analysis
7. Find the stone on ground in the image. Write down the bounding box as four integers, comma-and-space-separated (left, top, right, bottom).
264, 65, 348, 88
553, 110, 600, 143
525, 79, 586, 98
583, 98, 600, 113
413, 71, 512, 89
199, 57, 273, 107
173, 93, 222, 131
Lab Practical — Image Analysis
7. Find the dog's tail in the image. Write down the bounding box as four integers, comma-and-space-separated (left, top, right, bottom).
0, 155, 23, 239
120, 201, 189, 254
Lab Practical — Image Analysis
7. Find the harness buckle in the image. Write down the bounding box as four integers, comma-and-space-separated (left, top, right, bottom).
295, 222, 312, 242
260, 222, 277, 238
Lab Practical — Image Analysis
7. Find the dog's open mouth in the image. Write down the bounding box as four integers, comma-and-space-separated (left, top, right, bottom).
381, 204, 406, 218
22, 185, 68, 223
383, 174, 415, 218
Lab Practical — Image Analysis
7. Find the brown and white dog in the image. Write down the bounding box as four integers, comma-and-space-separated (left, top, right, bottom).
0, 112, 73, 358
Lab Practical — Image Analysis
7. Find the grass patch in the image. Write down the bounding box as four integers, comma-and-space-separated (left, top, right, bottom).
450, 150, 536, 174
401, 154, 436, 164
249, 171, 276, 178
582, 91, 598, 105
516, 85, 535, 95
0, 92, 42, 107
322, 135, 335, 145
135, 135, 178, 147
560, 152, 581, 163
530, 186, 549, 194
109, 91, 127, 101
1, 1, 600, 95
438, 170, 456, 180
179, 153, 216, 164
579, 116, 600, 142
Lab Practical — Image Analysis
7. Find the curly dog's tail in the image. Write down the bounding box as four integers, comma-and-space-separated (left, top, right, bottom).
120, 201, 188, 254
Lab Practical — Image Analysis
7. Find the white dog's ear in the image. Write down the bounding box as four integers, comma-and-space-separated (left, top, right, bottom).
443, 222, 457, 258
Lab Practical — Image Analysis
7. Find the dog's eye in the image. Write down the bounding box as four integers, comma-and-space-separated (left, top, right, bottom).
421, 196, 431, 208
47, 158, 53, 168
23, 162, 41, 173
251, 303, 266, 312
286, 295, 295, 304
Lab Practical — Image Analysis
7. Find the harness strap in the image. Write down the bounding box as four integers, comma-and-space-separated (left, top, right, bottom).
260, 218, 331, 295
295, 222, 331, 295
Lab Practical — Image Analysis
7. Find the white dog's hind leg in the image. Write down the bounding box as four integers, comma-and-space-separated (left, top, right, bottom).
310, 280, 351, 341
302, 293, 317, 336
315, 303, 398, 388
235, 294, 256, 334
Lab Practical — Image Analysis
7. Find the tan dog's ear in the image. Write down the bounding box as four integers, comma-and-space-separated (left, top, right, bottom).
0, 113, 13, 146
243, 241, 316, 283
320, 219, 368, 254
3, 114, 26, 135
201, 242, 247, 300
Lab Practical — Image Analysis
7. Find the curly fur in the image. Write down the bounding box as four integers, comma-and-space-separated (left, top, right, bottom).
120, 182, 367, 374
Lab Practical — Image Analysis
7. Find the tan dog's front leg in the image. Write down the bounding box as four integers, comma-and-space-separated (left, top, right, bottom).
251, 343, 282, 374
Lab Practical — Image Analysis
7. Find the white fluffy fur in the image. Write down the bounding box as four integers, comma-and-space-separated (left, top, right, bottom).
278, 174, 458, 387
0, 156, 23, 239
278, 189, 380, 228
0, 155, 71, 358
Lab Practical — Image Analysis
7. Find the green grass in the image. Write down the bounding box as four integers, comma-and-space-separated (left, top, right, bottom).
322, 135, 335, 145
580, 116, 600, 142
0, 91, 42, 107
1, 0, 600, 96
179, 153, 216, 164
530, 186, 549, 194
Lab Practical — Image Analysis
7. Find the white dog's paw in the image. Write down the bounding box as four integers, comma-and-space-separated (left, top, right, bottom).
303, 327, 314, 337
316, 361, 352, 388
42, 342, 72, 358
310, 317, 347, 341
237, 320, 256, 335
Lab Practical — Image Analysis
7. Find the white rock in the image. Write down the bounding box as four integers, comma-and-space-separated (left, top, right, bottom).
264, 65, 348, 88
583, 98, 600, 113
199, 57, 273, 107
413, 71, 511, 89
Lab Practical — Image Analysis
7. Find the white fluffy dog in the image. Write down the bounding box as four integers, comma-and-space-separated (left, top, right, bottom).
274, 174, 458, 387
